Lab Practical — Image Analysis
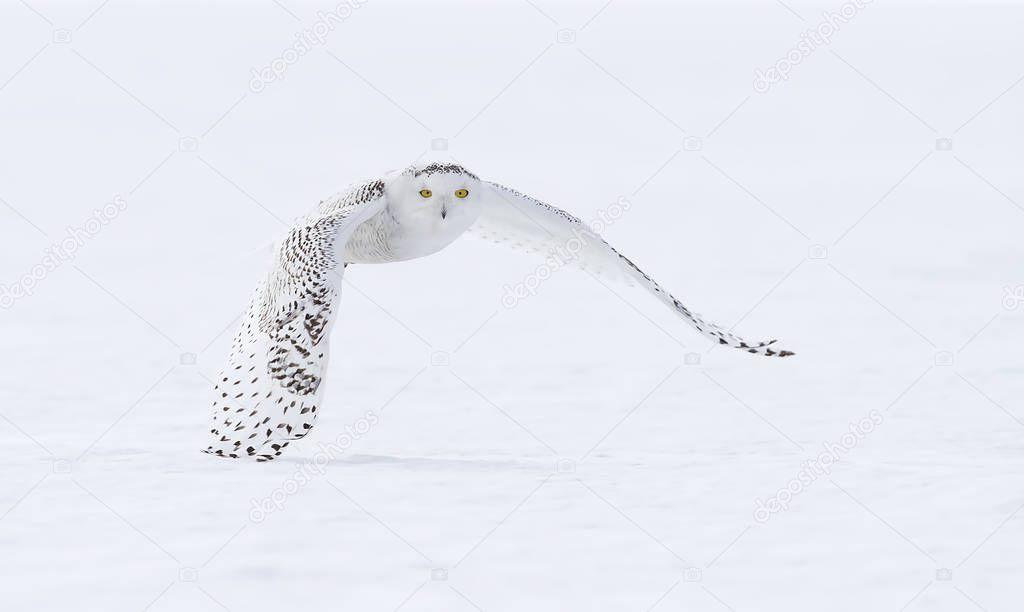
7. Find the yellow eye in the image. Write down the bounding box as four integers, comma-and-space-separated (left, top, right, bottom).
455, 189, 469, 199
419, 189, 432, 198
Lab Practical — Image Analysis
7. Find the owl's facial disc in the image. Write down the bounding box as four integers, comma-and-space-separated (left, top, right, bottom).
388, 163, 482, 230
415, 178, 474, 221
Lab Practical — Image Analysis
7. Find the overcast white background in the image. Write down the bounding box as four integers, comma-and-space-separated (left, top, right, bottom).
1, 0, 1022, 610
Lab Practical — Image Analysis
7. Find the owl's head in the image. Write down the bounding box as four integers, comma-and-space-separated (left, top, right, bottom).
387, 162, 483, 230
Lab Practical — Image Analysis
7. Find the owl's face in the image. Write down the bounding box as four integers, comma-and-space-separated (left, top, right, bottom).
388, 163, 483, 233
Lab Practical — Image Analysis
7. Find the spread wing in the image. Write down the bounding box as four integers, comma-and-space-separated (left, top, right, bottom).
472, 181, 794, 357
203, 179, 389, 461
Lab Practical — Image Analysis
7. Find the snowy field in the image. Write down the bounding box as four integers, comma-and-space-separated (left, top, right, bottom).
1, 0, 1023, 609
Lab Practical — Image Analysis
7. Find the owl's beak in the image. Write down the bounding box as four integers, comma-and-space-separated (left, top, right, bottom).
440, 200, 448, 220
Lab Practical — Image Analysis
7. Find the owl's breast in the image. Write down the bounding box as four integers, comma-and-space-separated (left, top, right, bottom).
342, 206, 471, 264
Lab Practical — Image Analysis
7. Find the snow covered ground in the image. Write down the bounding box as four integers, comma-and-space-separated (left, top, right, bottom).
1, 0, 1022, 609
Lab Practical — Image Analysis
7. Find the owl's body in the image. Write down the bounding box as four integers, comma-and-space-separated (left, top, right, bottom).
204, 162, 793, 461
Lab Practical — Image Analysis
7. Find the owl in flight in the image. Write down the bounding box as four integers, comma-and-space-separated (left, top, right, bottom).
204, 162, 793, 461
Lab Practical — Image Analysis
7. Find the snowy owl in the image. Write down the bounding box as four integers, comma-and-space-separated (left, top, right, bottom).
204, 162, 793, 461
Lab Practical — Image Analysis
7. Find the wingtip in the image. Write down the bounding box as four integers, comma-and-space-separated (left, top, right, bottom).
756, 338, 795, 358
750, 339, 796, 358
